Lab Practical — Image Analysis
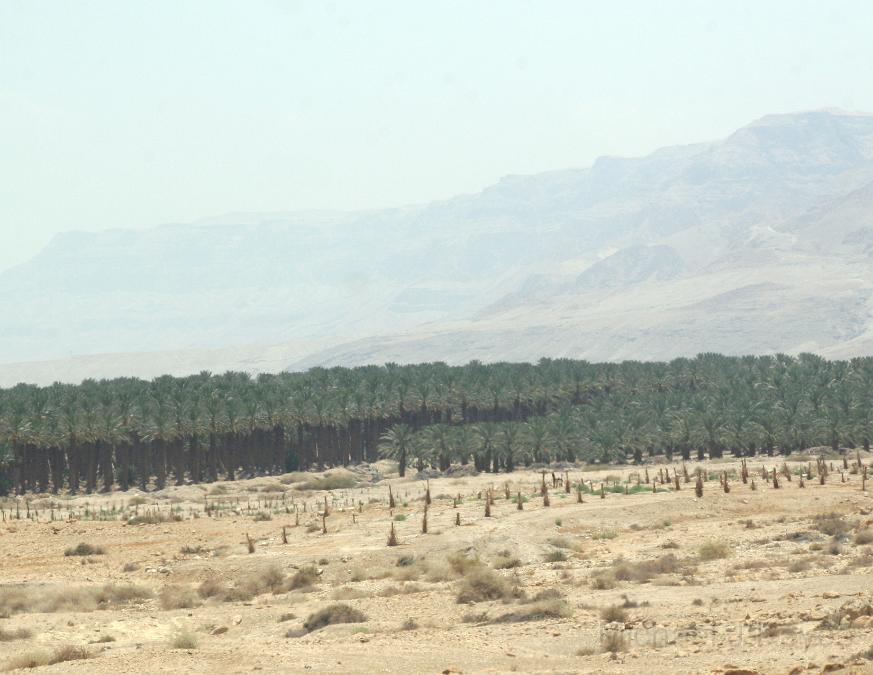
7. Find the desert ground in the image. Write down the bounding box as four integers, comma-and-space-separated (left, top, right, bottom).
1, 456, 872, 674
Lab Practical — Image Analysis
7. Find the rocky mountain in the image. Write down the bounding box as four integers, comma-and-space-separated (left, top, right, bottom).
4, 109, 873, 385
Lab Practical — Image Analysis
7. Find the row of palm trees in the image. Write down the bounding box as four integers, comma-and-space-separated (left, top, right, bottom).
1, 353, 872, 494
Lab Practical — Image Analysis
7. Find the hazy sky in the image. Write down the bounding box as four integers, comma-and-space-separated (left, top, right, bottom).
2, 0, 873, 272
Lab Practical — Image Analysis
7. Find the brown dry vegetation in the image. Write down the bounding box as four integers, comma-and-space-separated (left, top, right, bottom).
1, 458, 872, 673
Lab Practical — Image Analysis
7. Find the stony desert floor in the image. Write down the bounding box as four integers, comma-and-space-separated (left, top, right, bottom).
1, 458, 873, 674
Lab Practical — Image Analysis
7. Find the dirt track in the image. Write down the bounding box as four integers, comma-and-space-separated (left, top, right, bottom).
1, 458, 872, 674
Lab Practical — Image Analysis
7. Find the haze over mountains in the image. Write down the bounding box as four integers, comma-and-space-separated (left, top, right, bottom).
4, 109, 873, 386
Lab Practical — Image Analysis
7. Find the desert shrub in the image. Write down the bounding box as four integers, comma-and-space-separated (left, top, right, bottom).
242, 565, 289, 595
288, 565, 319, 591
180, 545, 206, 555
0, 626, 32, 641
691, 598, 704, 606
3, 651, 50, 671
197, 578, 227, 599
698, 542, 731, 561
847, 550, 873, 569
0, 583, 151, 615
170, 630, 199, 649
812, 513, 851, 537
544, 550, 568, 563
593, 528, 617, 540
600, 605, 627, 622
757, 623, 797, 638
491, 599, 572, 623
455, 567, 513, 604
127, 496, 148, 506
4, 645, 92, 671
493, 555, 522, 569
612, 554, 683, 583
855, 529, 873, 545
589, 573, 617, 590
393, 514, 407, 522
90, 635, 115, 643
461, 611, 490, 624
159, 585, 201, 610
252, 511, 272, 522
299, 474, 357, 491
395, 554, 415, 567
349, 567, 373, 582
64, 542, 105, 557
827, 538, 844, 555
121, 562, 140, 572
303, 603, 367, 632
278, 612, 296, 622
446, 552, 483, 576
788, 558, 812, 573
526, 588, 564, 603
378, 583, 424, 597
730, 559, 769, 571
331, 587, 371, 601
548, 536, 583, 553
126, 511, 182, 525
601, 630, 627, 653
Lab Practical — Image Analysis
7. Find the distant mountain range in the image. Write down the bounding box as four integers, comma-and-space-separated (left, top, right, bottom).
4, 109, 873, 386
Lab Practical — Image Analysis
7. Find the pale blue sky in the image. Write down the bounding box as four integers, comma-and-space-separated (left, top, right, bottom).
1, 0, 872, 271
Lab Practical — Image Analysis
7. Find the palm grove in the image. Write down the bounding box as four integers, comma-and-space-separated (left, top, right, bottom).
1, 353, 872, 495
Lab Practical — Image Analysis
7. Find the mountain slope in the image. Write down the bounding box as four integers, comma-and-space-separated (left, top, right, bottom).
4, 109, 873, 384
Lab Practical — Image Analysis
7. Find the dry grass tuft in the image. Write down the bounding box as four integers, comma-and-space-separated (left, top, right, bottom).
446, 551, 482, 576
4, 645, 92, 671
0, 626, 33, 642
0, 583, 151, 616
331, 586, 372, 601
611, 554, 684, 583
126, 511, 182, 526
170, 630, 199, 649
698, 541, 731, 561
159, 585, 201, 610
601, 630, 628, 653
589, 573, 617, 590
378, 583, 425, 597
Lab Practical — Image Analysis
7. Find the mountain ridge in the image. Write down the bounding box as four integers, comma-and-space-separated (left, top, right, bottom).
4, 109, 873, 385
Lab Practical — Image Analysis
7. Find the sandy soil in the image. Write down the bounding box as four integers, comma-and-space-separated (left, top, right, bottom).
1, 458, 872, 674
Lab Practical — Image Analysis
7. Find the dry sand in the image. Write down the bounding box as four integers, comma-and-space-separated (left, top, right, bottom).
1, 459, 872, 674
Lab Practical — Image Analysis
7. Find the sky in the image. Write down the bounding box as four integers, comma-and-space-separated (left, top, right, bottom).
1, 0, 873, 272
